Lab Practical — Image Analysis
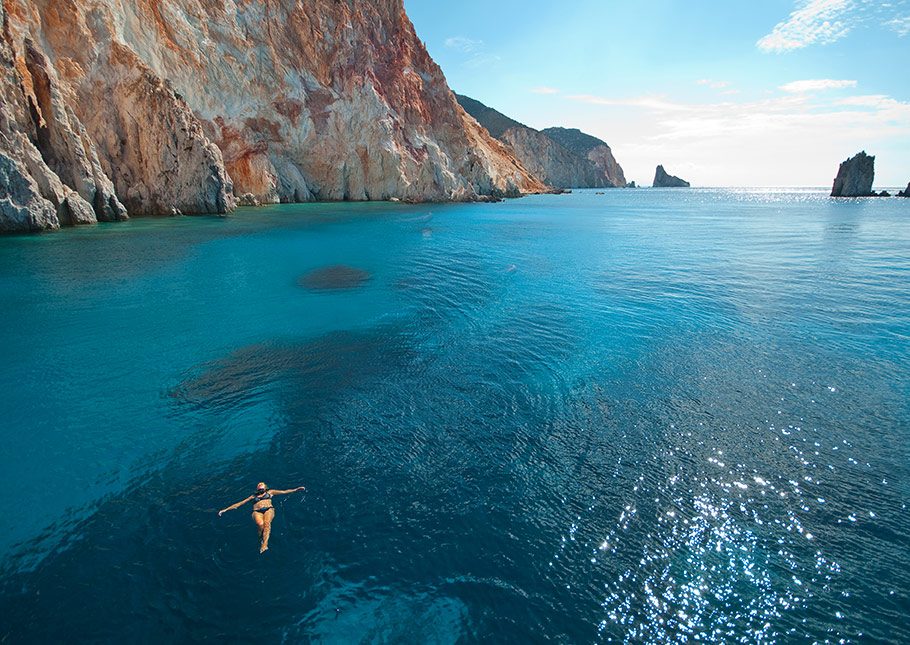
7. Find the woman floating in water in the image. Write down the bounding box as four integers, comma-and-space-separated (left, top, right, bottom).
218, 482, 306, 553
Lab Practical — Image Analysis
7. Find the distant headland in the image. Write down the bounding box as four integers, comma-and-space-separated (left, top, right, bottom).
455, 95, 627, 190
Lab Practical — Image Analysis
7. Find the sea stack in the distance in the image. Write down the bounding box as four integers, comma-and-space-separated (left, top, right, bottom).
898, 183, 910, 197
830, 152, 875, 197
653, 165, 690, 188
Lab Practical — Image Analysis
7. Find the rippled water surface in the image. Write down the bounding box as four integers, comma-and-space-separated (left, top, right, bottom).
0, 190, 908, 642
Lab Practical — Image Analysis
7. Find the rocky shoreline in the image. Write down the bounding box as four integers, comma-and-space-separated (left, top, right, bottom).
0, 0, 547, 233
3, 1, 906, 234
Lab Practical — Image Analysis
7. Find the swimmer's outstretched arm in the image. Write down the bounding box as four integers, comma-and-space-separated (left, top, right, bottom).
218, 495, 254, 516
270, 486, 306, 495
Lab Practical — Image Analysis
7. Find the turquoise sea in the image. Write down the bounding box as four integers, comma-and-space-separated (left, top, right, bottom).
0, 189, 907, 642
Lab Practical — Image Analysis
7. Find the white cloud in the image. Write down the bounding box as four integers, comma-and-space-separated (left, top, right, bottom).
697, 79, 730, 90
562, 89, 910, 144
779, 79, 857, 92
444, 36, 483, 53
757, 0, 854, 52
443, 36, 501, 69
836, 94, 904, 108
554, 89, 910, 185
758, 0, 910, 51
567, 94, 691, 112
886, 15, 910, 35
531, 86, 560, 95
464, 55, 502, 69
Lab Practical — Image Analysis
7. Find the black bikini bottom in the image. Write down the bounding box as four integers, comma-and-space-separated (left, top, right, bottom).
254, 507, 274, 515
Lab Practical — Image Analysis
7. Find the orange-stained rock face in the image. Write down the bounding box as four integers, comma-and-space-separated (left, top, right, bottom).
0, 0, 543, 230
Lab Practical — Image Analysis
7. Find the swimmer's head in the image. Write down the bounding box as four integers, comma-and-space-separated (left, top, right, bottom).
256, 482, 267, 492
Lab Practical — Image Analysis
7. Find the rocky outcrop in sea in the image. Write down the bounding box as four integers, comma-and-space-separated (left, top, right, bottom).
898, 183, 910, 198
831, 152, 875, 197
456, 95, 626, 189
0, 0, 544, 232
653, 165, 690, 188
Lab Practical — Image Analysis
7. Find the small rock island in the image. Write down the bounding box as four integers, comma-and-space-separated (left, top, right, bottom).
653, 165, 690, 188
831, 152, 875, 197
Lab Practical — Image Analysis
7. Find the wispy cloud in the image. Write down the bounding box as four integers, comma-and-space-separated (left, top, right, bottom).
836, 94, 905, 108
531, 86, 560, 95
444, 36, 483, 53
563, 86, 910, 185
780, 79, 857, 92
564, 88, 910, 143
758, 0, 910, 51
567, 94, 691, 112
463, 53, 502, 69
697, 79, 730, 90
886, 15, 910, 36
443, 36, 501, 68
757, 0, 854, 52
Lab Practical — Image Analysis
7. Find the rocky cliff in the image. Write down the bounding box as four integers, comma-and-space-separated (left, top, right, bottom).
540, 128, 626, 188
0, 2, 127, 231
454, 95, 524, 139
831, 152, 874, 197
0, 0, 544, 232
456, 94, 626, 189
898, 182, 910, 198
653, 165, 690, 188
498, 124, 607, 189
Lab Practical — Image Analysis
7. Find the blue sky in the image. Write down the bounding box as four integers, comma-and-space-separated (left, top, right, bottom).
404, 0, 910, 186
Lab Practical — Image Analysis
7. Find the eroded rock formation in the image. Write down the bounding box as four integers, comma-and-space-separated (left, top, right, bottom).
0, 3, 125, 231
653, 165, 690, 188
0, 0, 544, 231
456, 95, 626, 189
898, 183, 910, 198
831, 152, 875, 197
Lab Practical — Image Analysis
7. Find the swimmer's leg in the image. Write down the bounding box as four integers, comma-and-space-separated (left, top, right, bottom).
252, 510, 265, 549
260, 508, 275, 553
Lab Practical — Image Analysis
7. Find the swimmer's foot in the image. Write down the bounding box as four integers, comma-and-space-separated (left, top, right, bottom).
260, 544, 269, 554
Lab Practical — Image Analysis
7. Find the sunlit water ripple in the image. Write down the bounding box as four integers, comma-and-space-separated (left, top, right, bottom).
0, 189, 907, 642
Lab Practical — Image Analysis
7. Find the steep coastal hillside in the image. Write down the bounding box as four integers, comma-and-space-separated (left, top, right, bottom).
0, 0, 544, 232
454, 95, 525, 138
541, 128, 627, 188
456, 95, 626, 189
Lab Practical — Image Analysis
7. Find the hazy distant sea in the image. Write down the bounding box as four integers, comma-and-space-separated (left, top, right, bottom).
0, 189, 907, 642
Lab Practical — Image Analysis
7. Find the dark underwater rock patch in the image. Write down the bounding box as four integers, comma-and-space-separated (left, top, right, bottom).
169, 328, 416, 412
298, 265, 371, 291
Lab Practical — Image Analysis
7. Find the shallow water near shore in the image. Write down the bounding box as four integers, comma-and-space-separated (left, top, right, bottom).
0, 189, 908, 642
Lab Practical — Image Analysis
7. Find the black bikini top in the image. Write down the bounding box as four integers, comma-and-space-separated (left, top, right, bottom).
253, 490, 272, 503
